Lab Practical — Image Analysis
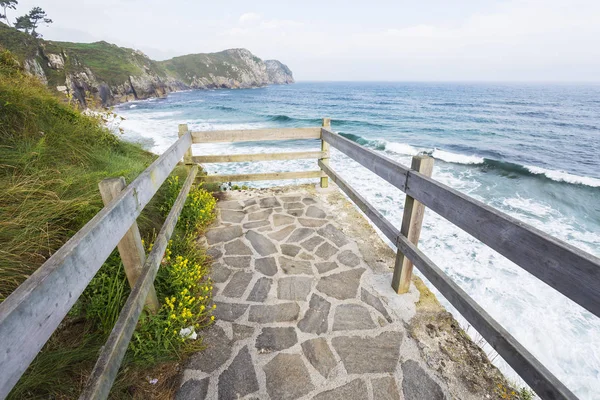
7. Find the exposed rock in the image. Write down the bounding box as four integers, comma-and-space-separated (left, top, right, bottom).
401, 360, 445, 400
264, 354, 313, 400
331, 331, 403, 373
301, 338, 337, 378
332, 304, 376, 331
218, 346, 259, 399
313, 379, 368, 400
316, 269, 365, 300
265, 59, 295, 84
249, 303, 300, 323
298, 294, 330, 334
256, 327, 298, 352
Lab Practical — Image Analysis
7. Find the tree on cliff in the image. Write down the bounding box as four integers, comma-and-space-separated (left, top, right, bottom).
15, 6, 51, 37
0, 0, 18, 26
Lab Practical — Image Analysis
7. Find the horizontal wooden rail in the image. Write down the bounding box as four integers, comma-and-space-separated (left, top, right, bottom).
318, 160, 577, 400
203, 170, 325, 184
0, 133, 192, 399
80, 165, 199, 400
191, 127, 321, 143
321, 127, 600, 319
193, 151, 325, 164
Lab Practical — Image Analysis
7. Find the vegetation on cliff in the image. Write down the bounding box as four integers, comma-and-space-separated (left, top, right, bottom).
0, 50, 218, 398
0, 22, 294, 107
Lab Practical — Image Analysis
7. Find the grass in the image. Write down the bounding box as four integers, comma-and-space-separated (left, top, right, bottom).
0, 49, 218, 398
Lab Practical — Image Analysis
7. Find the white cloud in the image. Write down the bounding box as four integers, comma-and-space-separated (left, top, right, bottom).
239, 12, 261, 23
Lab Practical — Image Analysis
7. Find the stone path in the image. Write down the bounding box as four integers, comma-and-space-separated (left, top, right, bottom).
176, 192, 451, 400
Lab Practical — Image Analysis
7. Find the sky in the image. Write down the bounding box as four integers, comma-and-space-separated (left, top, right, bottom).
6, 0, 600, 81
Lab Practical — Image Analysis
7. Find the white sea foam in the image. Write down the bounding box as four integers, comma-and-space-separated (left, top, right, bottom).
526, 165, 600, 188
129, 104, 137, 109
385, 141, 421, 155
432, 148, 485, 165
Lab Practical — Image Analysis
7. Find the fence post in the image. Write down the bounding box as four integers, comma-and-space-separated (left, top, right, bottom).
179, 124, 193, 165
98, 177, 159, 312
319, 118, 331, 188
392, 155, 434, 294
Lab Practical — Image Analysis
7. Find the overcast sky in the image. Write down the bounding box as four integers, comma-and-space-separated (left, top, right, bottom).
8, 0, 600, 81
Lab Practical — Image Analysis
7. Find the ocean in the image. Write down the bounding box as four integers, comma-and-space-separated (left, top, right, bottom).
115, 82, 600, 399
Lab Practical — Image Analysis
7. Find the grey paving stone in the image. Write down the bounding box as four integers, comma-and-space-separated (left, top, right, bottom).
223, 256, 252, 269
305, 205, 327, 219
315, 261, 338, 274
361, 288, 393, 323
218, 200, 243, 210
207, 246, 222, 260
301, 338, 337, 378
273, 214, 295, 227
176, 377, 209, 400
268, 225, 296, 241
287, 209, 304, 217
279, 257, 313, 275
206, 225, 243, 245
338, 250, 360, 267
284, 202, 305, 210
210, 263, 232, 283
286, 227, 314, 243
331, 331, 403, 374
281, 244, 301, 257
298, 252, 315, 260
316, 269, 365, 300
232, 323, 255, 341
300, 236, 325, 251
245, 204, 260, 214
259, 196, 281, 208
371, 376, 401, 400
218, 346, 259, 400
248, 303, 300, 323
298, 294, 331, 334
246, 277, 272, 302
187, 325, 231, 373
313, 379, 368, 400
281, 195, 302, 202
401, 360, 445, 400
302, 197, 317, 205
246, 231, 277, 256
264, 354, 314, 400
256, 327, 298, 352
222, 271, 253, 298
224, 239, 253, 255
243, 220, 270, 229
213, 302, 248, 322
317, 224, 349, 247
278, 276, 313, 301
332, 304, 377, 331
255, 257, 278, 276
298, 218, 327, 228
315, 242, 338, 260
220, 209, 245, 223
243, 199, 257, 208
247, 208, 273, 221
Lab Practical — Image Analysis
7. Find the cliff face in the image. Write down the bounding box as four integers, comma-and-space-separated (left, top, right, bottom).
0, 23, 294, 107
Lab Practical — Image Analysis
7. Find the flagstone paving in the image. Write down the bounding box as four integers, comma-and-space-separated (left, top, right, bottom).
176, 191, 453, 400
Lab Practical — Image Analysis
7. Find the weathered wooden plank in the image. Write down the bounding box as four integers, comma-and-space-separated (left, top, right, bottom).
320, 118, 331, 188
192, 151, 325, 163
321, 128, 410, 191
392, 156, 434, 294
0, 133, 192, 398
319, 160, 576, 400
202, 170, 325, 184
98, 177, 159, 313
80, 165, 199, 400
395, 234, 577, 400
179, 124, 193, 164
405, 171, 600, 318
191, 127, 321, 143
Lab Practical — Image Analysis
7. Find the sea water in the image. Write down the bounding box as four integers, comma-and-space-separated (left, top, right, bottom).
115, 82, 600, 398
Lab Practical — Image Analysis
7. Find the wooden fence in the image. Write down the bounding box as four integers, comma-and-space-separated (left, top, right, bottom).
0, 119, 598, 399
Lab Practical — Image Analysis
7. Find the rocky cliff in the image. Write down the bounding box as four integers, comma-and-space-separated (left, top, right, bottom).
0, 23, 294, 107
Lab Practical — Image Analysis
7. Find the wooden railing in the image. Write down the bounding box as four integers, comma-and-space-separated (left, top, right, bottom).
1, 119, 598, 400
